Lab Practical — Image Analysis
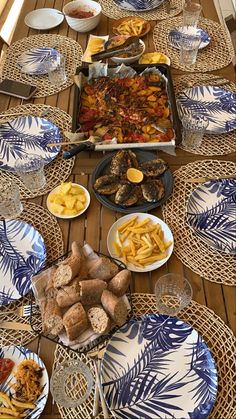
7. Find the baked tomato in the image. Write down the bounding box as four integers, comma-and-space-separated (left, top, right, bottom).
0, 358, 15, 384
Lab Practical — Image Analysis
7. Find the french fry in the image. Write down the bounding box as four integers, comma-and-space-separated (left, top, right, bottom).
0, 408, 19, 417
11, 400, 35, 410
0, 416, 20, 419
117, 216, 137, 232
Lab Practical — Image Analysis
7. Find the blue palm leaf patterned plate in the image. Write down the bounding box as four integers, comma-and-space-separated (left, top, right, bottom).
0, 115, 61, 172
113, 0, 165, 12
0, 219, 46, 306
0, 345, 49, 419
177, 86, 236, 134
101, 314, 218, 419
16, 48, 59, 75
168, 26, 211, 49
186, 179, 236, 254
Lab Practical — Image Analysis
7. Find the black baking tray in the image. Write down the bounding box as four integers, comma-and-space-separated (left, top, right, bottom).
29, 251, 133, 354
72, 63, 181, 146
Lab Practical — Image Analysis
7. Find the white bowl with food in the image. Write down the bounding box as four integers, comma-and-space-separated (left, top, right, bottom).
63, 0, 101, 32
106, 35, 145, 64
139, 51, 171, 65
107, 213, 174, 273
47, 182, 90, 219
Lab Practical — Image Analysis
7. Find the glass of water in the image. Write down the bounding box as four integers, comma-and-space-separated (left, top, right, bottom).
181, 115, 209, 149
15, 154, 46, 191
0, 180, 23, 219
179, 32, 201, 66
45, 53, 67, 86
183, 0, 202, 27
154, 273, 192, 316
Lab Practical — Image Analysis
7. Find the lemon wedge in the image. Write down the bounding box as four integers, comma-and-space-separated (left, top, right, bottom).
127, 168, 144, 183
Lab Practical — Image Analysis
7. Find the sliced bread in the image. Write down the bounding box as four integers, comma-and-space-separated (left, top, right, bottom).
63, 302, 88, 341
101, 290, 128, 326
87, 305, 110, 334
107, 269, 131, 297
56, 277, 81, 308
79, 279, 107, 305
53, 255, 81, 288
43, 298, 64, 336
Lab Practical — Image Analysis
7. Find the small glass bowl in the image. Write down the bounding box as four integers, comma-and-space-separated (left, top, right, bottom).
50, 360, 94, 408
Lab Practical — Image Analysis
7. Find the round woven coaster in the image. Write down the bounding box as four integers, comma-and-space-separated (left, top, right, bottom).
0, 202, 64, 347
0, 34, 83, 97
162, 160, 236, 286
53, 293, 236, 419
174, 73, 236, 156
153, 16, 234, 72
0, 104, 75, 199
99, 0, 182, 20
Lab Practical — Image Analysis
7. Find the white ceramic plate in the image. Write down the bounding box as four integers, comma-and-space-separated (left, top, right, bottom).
0, 345, 49, 419
46, 183, 90, 219
24, 8, 64, 30
107, 212, 174, 272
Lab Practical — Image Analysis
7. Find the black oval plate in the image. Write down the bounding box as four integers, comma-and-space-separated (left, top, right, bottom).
91, 150, 174, 214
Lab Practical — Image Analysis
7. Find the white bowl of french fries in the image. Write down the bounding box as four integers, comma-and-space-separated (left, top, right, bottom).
107, 213, 174, 272
47, 182, 90, 219
113, 16, 151, 38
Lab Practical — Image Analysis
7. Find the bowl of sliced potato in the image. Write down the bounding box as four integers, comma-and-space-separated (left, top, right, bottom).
47, 182, 90, 219
112, 16, 151, 38
139, 52, 171, 65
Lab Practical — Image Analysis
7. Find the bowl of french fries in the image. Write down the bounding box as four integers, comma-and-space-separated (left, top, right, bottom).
107, 213, 174, 272
112, 16, 151, 38
47, 182, 90, 219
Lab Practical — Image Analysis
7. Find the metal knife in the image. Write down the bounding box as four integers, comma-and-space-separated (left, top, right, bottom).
0, 321, 32, 331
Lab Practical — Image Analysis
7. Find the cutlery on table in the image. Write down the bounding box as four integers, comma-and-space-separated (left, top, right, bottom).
186, 175, 236, 183
93, 360, 110, 419
88, 347, 106, 417
91, 36, 140, 61
0, 108, 51, 125
0, 304, 36, 317
0, 321, 32, 331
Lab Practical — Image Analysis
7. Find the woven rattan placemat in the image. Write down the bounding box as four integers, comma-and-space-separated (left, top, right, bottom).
0, 202, 64, 347
173, 73, 236, 156
162, 160, 236, 286
52, 293, 236, 419
0, 104, 75, 199
153, 16, 234, 72
0, 34, 82, 97
99, 0, 182, 20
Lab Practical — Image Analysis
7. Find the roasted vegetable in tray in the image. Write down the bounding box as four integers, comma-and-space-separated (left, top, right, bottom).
78, 72, 174, 144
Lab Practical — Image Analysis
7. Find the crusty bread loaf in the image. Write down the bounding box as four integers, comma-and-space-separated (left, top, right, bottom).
43, 298, 64, 336
88, 257, 118, 281
108, 269, 131, 297
101, 290, 128, 326
87, 305, 110, 334
63, 302, 88, 341
79, 279, 107, 305
56, 278, 81, 308
32, 266, 57, 300
45, 267, 58, 299
53, 255, 81, 288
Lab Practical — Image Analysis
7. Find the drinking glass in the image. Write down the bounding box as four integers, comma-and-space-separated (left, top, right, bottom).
179, 32, 201, 66
181, 115, 209, 149
182, 0, 202, 27
15, 154, 46, 191
45, 53, 67, 85
0, 180, 23, 219
154, 273, 192, 316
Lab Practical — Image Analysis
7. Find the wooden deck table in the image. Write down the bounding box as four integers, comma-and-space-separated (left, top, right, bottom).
0, 1, 235, 418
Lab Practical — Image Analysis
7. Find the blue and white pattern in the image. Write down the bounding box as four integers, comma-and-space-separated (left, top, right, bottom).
0, 345, 49, 419
177, 85, 236, 134
0, 219, 46, 306
113, 0, 164, 12
0, 115, 61, 172
186, 179, 236, 254
17, 48, 59, 75
168, 26, 211, 50
101, 314, 218, 419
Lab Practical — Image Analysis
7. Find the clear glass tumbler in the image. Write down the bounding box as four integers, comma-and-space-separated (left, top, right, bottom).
15, 154, 46, 191
154, 273, 192, 316
182, 0, 202, 27
0, 180, 23, 219
46, 53, 67, 86
179, 32, 201, 66
181, 115, 209, 149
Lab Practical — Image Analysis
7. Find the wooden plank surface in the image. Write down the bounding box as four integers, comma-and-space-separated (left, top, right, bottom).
0, 1, 235, 418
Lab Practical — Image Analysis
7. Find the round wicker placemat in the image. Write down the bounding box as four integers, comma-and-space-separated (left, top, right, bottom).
0, 104, 75, 199
173, 73, 236, 156
153, 16, 234, 72
0, 34, 83, 97
52, 293, 236, 419
162, 160, 236, 286
0, 202, 64, 347
99, 0, 182, 20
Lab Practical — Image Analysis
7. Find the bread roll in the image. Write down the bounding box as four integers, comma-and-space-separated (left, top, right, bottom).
45, 267, 58, 299
43, 298, 64, 336
56, 278, 81, 308
88, 257, 118, 281
79, 279, 107, 305
63, 302, 88, 341
53, 255, 81, 288
108, 269, 131, 297
32, 266, 57, 300
87, 305, 110, 334
101, 290, 128, 326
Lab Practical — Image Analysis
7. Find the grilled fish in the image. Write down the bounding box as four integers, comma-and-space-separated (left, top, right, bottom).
115, 183, 141, 206
110, 150, 139, 177
94, 175, 120, 195
139, 159, 168, 177
141, 180, 165, 202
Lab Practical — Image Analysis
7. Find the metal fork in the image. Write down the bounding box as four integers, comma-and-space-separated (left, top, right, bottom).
1, 304, 36, 317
